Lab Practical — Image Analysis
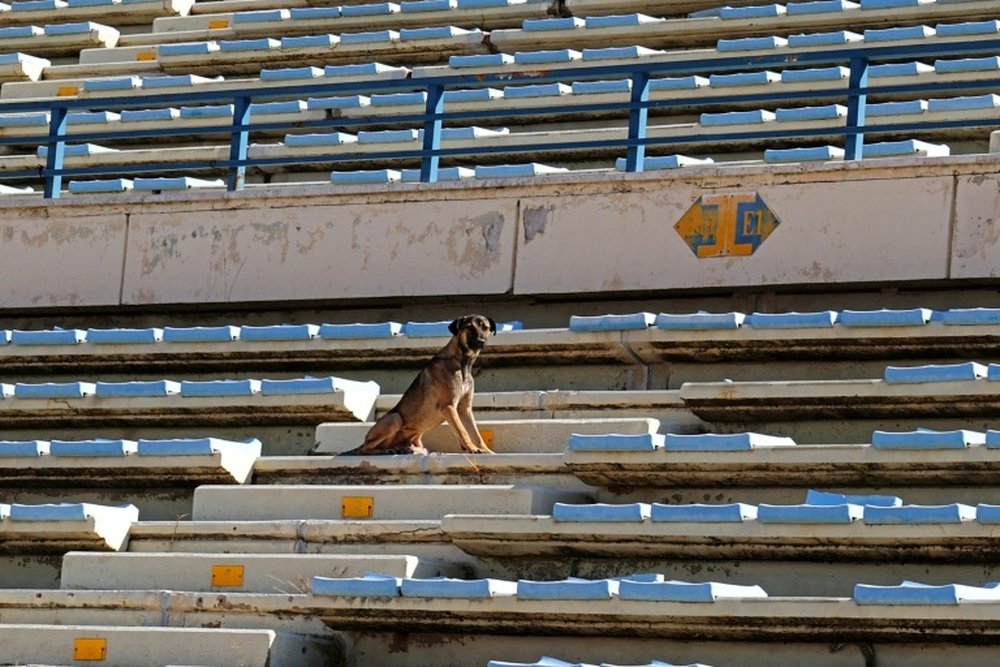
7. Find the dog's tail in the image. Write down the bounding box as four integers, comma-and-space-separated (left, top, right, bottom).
338, 444, 367, 456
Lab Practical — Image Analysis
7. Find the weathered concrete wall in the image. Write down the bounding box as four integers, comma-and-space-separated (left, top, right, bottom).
2, 155, 996, 309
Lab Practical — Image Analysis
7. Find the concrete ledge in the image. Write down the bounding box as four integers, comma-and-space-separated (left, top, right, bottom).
313, 417, 660, 454
127, 519, 448, 554
252, 453, 582, 488
563, 444, 1000, 488
441, 514, 1000, 562
372, 390, 695, 427
191, 484, 592, 520
61, 552, 462, 592
0, 389, 376, 428
625, 321, 1000, 363
678, 378, 1000, 421
306, 593, 1000, 641
0, 624, 336, 667
0, 503, 137, 554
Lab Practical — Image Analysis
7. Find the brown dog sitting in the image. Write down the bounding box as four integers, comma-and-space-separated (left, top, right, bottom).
341, 314, 498, 456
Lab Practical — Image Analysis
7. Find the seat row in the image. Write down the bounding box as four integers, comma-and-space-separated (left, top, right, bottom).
15, 17, 1000, 96
5, 305, 998, 347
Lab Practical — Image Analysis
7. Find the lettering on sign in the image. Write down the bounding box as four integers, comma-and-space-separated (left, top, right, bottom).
674, 192, 780, 257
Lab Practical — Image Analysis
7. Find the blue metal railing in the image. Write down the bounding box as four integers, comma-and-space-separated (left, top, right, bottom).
3, 34, 1000, 198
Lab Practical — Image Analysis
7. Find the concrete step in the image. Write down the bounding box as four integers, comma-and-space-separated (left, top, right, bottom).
253, 453, 589, 492
61, 552, 463, 593
0, 624, 337, 667
191, 484, 592, 521
313, 417, 661, 454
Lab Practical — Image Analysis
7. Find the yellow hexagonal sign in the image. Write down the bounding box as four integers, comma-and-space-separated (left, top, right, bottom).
674, 192, 780, 257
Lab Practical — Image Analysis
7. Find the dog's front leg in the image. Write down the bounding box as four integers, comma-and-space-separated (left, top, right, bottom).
443, 404, 482, 453
458, 394, 493, 453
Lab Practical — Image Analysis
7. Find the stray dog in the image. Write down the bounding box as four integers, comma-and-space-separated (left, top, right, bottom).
341, 314, 497, 456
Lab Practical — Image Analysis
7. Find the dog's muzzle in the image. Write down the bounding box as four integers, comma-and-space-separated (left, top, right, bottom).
469, 337, 487, 350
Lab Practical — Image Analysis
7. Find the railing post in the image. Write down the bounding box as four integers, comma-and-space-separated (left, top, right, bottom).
625, 71, 650, 173
845, 56, 869, 161
228, 96, 251, 192
420, 84, 444, 183
43, 106, 68, 199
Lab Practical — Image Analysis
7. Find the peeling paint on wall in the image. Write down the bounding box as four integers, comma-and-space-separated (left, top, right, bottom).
523, 205, 551, 243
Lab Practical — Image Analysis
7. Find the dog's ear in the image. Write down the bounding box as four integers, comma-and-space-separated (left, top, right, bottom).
448, 317, 466, 335
487, 317, 497, 335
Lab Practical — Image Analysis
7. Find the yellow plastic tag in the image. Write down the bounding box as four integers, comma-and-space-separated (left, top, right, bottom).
208, 19, 229, 29
211, 564, 245, 587
342, 496, 374, 519
136, 51, 156, 61
57, 86, 79, 97
73, 638, 107, 661
481, 429, 494, 449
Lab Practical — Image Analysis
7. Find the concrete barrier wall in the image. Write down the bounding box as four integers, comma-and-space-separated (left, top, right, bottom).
4, 156, 996, 310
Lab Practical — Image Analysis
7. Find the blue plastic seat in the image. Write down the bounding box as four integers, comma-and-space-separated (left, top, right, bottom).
180, 379, 261, 397
764, 146, 844, 162
805, 490, 901, 507
650, 503, 757, 522
863, 504, 975, 524
311, 573, 402, 597
720, 4, 784, 18
259, 377, 343, 395
14, 382, 96, 399
319, 322, 402, 339
330, 170, 402, 185
614, 155, 714, 171
863, 25, 934, 42
839, 308, 932, 327
664, 433, 795, 451
618, 580, 767, 602
746, 311, 838, 328
871, 429, 984, 449
11, 328, 86, 345
517, 578, 618, 600
49, 439, 137, 457
95, 380, 181, 397
655, 312, 745, 330
787, 30, 862, 47
137, 437, 259, 456
567, 433, 664, 452
551, 503, 650, 522
569, 313, 655, 332
756, 503, 862, 523
883, 362, 986, 384
0, 440, 49, 457
940, 308, 1000, 326
401, 577, 517, 598
163, 326, 239, 342
239, 324, 319, 341
700, 110, 774, 127
774, 105, 846, 122
854, 581, 1000, 605
86, 328, 162, 344
717, 36, 787, 52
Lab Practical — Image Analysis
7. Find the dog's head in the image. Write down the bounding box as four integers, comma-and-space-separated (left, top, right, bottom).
448, 314, 497, 351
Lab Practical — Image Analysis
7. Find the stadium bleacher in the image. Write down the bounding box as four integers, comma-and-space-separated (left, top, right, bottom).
1, 0, 1000, 661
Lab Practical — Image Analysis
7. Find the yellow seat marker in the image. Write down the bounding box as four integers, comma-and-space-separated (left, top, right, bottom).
481, 429, 494, 450
73, 637, 107, 661
211, 564, 245, 587
342, 496, 374, 519
136, 50, 156, 61
57, 86, 79, 97
208, 19, 229, 29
